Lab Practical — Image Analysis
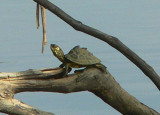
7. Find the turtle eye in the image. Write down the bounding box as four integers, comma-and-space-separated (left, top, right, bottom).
56, 47, 60, 51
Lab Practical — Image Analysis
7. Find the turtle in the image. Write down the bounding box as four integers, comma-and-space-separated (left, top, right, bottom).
50, 44, 106, 75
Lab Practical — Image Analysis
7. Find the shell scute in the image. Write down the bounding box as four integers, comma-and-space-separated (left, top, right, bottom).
65, 46, 100, 65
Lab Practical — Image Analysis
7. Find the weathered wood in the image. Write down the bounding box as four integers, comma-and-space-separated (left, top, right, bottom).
0, 67, 63, 115
33, 0, 160, 91
0, 99, 54, 115
0, 67, 159, 115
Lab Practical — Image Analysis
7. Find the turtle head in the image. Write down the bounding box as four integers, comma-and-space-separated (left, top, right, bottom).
50, 44, 65, 62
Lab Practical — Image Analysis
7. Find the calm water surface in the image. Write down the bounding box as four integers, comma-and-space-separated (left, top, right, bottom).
0, 0, 160, 115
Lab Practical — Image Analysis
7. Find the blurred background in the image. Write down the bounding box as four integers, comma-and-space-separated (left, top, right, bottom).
0, 0, 160, 115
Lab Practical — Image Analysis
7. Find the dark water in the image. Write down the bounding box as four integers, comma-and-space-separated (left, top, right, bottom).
0, 0, 160, 115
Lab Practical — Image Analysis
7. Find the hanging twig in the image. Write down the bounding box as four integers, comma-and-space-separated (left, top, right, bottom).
41, 6, 47, 53
36, 3, 40, 29
36, 3, 47, 53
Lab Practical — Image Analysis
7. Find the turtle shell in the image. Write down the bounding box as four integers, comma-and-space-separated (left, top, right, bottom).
65, 46, 101, 65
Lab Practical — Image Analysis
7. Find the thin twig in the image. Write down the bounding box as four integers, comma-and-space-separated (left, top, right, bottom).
36, 3, 40, 29
41, 6, 47, 53
36, 4, 47, 53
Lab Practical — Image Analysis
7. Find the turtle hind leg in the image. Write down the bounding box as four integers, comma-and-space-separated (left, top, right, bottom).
94, 63, 106, 72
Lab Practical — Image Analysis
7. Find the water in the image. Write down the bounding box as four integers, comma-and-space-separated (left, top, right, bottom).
0, 0, 160, 115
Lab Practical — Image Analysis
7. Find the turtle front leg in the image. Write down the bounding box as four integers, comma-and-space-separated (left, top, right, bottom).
64, 63, 72, 76
59, 63, 72, 76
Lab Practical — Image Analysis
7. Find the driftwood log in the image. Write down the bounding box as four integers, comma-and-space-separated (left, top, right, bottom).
0, 67, 159, 115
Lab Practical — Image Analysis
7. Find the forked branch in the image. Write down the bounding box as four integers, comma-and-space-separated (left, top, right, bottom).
0, 68, 159, 115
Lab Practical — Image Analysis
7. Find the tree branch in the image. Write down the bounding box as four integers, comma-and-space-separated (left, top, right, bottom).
0, 68, 159, 115
0, 68, 63, 115
0, 99, 54, 115
33, 0, 160, 91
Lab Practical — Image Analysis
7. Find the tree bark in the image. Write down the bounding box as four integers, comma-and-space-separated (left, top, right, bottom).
0, 67, 159, 115
33, 0, 160, 91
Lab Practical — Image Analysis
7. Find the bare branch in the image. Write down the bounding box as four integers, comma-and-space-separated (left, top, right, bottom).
0, 68, 159, 115
0, 68, 63, 115
0, 99, 54, 115
33, 0, 160, 90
